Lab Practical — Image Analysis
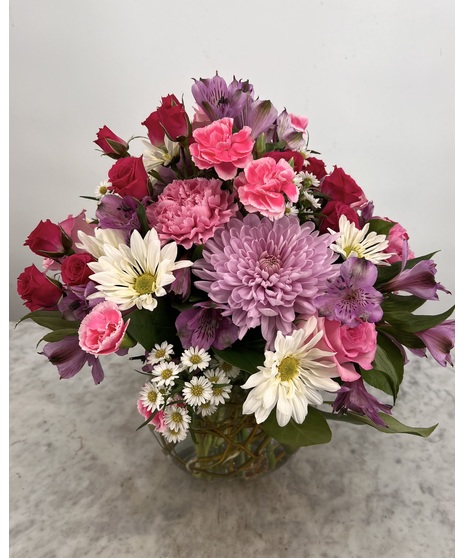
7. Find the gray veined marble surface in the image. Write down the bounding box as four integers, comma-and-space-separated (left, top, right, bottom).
9, 322, 455, 558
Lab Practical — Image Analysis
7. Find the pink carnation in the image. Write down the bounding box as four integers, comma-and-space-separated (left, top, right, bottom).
234, 157, 298, 220
318, 318, 377, 381
386, 222, 415, 263
190, 117, 254, 180
146, 177, 238, 249
78, 301, 129, 355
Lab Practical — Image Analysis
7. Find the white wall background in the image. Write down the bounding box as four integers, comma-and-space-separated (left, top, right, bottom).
9, 0, 455, 321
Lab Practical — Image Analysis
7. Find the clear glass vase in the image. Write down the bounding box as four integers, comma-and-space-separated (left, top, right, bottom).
150, 388, 299, 481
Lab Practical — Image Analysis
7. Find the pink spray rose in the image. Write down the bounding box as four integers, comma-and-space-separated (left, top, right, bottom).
59, 210, 96, 253
234, 157, 298, 220
385, 221, 415, 263
137, 401, 166, 431
78, 301, 129, 356
318, 318, 378, 381
189, 117, 254, 180
146, 177, 238, 249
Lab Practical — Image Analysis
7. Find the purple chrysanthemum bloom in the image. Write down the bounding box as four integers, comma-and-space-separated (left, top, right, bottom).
175, 302, 239, 351
96, 194, 148, 242
41, 336, 104, 384
416, 319, 455, 367
333, 378, 393, 427
314, 258, 384, 327
380, 259, 450, 300
193, 214, 338, 345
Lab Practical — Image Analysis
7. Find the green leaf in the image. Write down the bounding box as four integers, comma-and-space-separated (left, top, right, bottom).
360, 332, 404, 401
367, 219, 395, 236
17, 310, 80, 332
376, 324, 425, 349
322, 411, 437, 437
261, 407, 332, 447
37, 329, 79, 346
383, 305, 455, 333
125, 299, 180, 352
135, 200, 150, 236
375, 251, 438, 286
381, 294, 426, 314
254, 133, 266, 158
213, 345, 265, 375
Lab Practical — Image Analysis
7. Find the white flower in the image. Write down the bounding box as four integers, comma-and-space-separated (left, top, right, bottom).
182, 376, 213, 406
330, 214, 393, 265
242, 316, 339, 427
180, 347, 211, 371
85, 228, 192, 311
77, 227, 126, 259
95, 180, 112, 199
298, 171, 320, 188
146, 342, 174, 365
215, 357, 240, 379
139, 382, 163, 412
196, 401, 219, 417
302, 191, 321, 209
284, 202, 299, 216
142, 138, 180, 173
152, 361, 182, 388
162, 425, 189, 444
204, 369, 232, 405
164, 404, 191, 432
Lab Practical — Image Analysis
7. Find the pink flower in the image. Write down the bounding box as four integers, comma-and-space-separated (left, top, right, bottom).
59, 210, 96, 254
318, 318, 378, 381
385, 221, 415, 263
78, 301, 129, 355
289, 113, 308, 132
189, 117, 254, 180
137, 401, 166, 431
234, 157, 298, 220
146, 177, 237, 249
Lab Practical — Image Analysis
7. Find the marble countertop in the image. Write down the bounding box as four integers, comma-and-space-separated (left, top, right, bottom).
9, 321, 455, 558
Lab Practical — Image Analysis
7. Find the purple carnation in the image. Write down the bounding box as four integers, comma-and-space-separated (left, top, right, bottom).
193, 214, 338, 344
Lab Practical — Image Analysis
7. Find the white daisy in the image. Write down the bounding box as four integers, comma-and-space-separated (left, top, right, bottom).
215, 357, 240, 379
302, 191, 321, 209
180, 347, 211, 371
242, 316, 340, 427
284, 202, 299, 216
196, 401, 219, 417
142, 138, 180, 173
162, 426, 189, 444
146, 342, 174, 365
77, 227, 126, 259
297, 170, 320, 188
204, 369, 232, 405
95, 180, 112, 199
152, 361, 182, 388
85, 228, 192, 311
330, 214, 393, 265
163, 404, 191, 432
182, 376, 213, 406
139, 382, 164, 412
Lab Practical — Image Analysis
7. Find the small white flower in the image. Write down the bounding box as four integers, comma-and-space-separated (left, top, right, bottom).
95, 180, 112, 199
182, 376, 213, 406
299, 171, 320, 188
147, 342, 174, 365
142, 138, 180, 173
330, 214, 393, 265
293, 174, 304, 188
180, 347, 211, 371
284, 202, 299, 216
204, 369, 232, 405
215, 357, 240, 379
139, 382, 163, 412
196, 401, 219, 417
152, 361, 182, 388
302, 191, 321, 209
164, 404, 191, 432
162, 425, 189, 444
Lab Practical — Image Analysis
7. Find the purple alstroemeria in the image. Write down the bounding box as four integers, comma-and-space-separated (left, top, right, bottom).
416, 320, 455, 367
191, 73, 253, 123
168, 266, 192, 302
276, 109, 307, 150
58, 281, 104, 321
234, 97, 278, 140
95, 194, 145, 242
333, 378, 393, 427
175, 302, 239, 351
380, 259, 450, 300
41, 336, 104, 384
314, 258, 384, 327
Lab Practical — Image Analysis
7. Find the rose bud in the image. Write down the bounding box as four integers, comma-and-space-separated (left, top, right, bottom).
24, 219, 73, 258
94, 126, 129, 159
17, 264, 63, 311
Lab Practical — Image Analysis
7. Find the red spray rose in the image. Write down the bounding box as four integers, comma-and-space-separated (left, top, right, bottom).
320, 166, 367, 209
17, 265, 62, 311
305, 157, 327, 180
94, 126, 128, 159
107, 156, 149, 199
319, 200, 360, 233
265, 150, 305, 172
61, 253, 94, 286
24, 220, 72, 258
142, 94, 189, 146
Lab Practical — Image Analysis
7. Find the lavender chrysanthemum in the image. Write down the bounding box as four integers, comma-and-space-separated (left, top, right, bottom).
193, 214, 338, 344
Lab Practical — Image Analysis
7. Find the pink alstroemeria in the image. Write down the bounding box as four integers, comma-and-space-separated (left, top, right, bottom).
381, 259, 450, 300
416, 320, 455, 367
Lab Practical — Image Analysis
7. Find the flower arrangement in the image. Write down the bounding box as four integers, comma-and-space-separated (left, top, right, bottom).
17, 73, 455, 480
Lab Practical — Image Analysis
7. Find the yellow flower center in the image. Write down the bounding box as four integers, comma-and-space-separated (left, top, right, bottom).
161, 369, 172, 380
221, 362, 232, 372
343, 244, 364, 258
155, 349, 166, 359
171, 411, 183, 424
147, 390, 158, 403
191, 385, 204, 397
134, 273, 156, 295
278, 356, 300, 382
189, 355, 202, 365
99, 185, 108, 195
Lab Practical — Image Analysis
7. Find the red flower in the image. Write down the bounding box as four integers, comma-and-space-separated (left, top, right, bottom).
17, 265, 62, 311
107, 156, 149, 199
94, 126, 128, 159
61, 253, 94, 286
319, 201, 360, 233
265, 150, 305, 172
24, 219, 72, 258
305, 157, 327, 180
320, 166, 367, 209
142, 94, 189, 146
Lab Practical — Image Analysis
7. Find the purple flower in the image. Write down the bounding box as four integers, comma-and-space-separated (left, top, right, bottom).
169, 266, 192, 302
333, 378, 393, 427
58, 281, 103, 320
193, 214, 338, 345
95, 194, 147, 242
380, 259, 450, 300
41, 336, 104, 384
175, 302, 239, 350
234, 97, 278, 140
416, 319, 455, 367
315, 258, 384, 327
